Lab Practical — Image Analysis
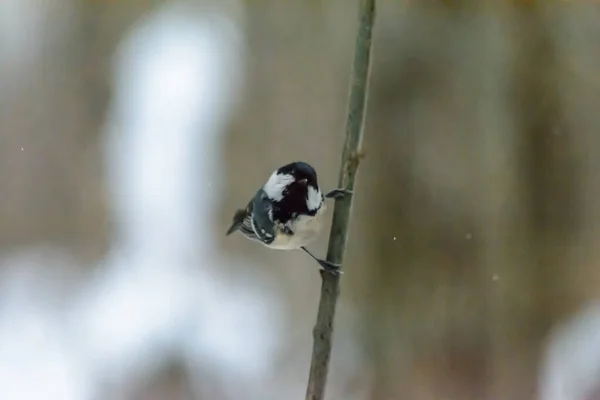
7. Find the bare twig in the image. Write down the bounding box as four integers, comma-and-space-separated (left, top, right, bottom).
304, 1, 376, 399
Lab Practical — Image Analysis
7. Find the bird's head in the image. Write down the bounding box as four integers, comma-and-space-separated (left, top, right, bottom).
263, 161, 323, 212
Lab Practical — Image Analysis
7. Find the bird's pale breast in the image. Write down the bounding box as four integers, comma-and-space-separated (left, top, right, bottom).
265, 204, 326, 250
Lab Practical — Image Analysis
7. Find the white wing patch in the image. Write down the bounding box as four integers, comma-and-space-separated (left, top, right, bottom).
263, 172, 294, 201
306, 185, 323, 211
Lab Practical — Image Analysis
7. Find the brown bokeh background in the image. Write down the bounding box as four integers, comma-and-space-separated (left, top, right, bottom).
2, 1, 600, 399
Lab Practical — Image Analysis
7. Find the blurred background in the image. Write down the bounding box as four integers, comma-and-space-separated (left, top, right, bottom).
1, 0, 600, 399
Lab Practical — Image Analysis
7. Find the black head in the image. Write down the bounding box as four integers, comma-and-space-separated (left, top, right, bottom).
275, 161, 319, 188
262, 161, 323, 221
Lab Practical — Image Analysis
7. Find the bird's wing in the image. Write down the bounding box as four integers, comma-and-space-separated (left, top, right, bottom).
239, 213, 257, 238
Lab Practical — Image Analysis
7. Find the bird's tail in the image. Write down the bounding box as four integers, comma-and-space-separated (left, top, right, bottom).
226, 208, 248, 236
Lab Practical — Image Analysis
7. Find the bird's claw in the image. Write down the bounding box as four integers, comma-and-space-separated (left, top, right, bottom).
325, 188, 353, 200
317, 259, 343, 275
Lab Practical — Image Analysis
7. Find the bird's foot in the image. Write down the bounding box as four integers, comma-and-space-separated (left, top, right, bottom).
316, 259, 343, 275
325, 188, 353, 200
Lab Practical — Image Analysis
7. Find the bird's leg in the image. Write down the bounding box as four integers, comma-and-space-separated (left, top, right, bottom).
324, 187, 353, 200
301, 247, 343, 275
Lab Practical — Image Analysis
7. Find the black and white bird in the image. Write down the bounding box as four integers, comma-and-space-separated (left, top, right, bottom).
226, 161, 351, 273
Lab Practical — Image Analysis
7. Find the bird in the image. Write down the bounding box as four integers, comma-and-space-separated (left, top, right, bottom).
226, 161, 352, 273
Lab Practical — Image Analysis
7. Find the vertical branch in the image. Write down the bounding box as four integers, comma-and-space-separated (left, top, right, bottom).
304, 1, 376, 399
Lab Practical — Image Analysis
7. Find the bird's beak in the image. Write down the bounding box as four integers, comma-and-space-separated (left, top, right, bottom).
298, 178, 308, 186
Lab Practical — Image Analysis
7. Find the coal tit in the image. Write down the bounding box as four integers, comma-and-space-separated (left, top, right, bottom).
226, 161, 351, 273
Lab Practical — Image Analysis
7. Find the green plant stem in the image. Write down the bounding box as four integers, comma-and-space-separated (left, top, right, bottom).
304, 1, 376, 399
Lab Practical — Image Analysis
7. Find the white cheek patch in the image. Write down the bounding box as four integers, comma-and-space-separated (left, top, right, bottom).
307, 185, 323, 211
263, 172, 294, 201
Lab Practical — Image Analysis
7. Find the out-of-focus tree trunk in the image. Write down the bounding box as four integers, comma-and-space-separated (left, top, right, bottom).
555, 5, 600, 301
364, 4, 508, 397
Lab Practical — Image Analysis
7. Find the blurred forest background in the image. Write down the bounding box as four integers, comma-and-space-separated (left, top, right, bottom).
2, 0, 600, 399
